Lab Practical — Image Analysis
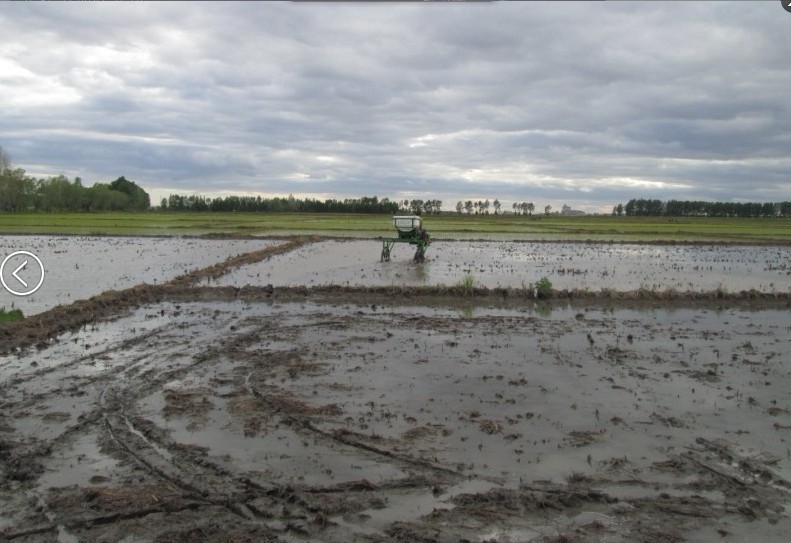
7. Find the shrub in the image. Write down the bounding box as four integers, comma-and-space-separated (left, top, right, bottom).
600, 287, 616, 298
637, 284, 655, 298
458, 273, 475, 295
534, 276, 553, 299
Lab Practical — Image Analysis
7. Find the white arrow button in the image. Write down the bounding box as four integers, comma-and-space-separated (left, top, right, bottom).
12, 260, 29, 288
1, 251, 45, 296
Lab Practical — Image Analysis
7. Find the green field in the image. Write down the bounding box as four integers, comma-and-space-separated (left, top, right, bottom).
0, 212, 789, 243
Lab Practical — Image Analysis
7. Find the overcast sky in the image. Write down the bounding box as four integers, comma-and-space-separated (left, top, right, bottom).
1, 1, 789, 213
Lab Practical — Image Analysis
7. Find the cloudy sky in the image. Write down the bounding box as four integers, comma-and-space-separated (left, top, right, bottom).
1, 1, 789, 213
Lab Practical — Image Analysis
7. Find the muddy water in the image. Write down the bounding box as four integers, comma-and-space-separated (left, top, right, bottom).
217, 239, 791, 293
0, 236, 281, 315
2, 297, 790, 541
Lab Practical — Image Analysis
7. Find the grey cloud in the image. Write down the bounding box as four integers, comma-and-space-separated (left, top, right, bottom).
1, 1, 789, 212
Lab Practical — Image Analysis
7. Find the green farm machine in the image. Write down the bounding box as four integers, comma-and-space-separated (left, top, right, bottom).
381, 215, 431, 263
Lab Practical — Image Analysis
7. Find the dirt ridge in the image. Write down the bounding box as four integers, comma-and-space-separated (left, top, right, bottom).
2, 283, 788, 356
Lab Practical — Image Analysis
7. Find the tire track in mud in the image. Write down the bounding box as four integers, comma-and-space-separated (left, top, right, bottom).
3, 500, 209, 542
683, 438, 791, 496
0, 312, 230, 483
3, 308, 313, 533
0, 325, 176, 409
72, 310, 471, 542
244, 377, 465, 483
100, 403, 255, 515
110, 317, 460, 483
95, 325, 272, 500
1, 316, 275, 541
222, 312, 471, 485
78, 314, 415, 540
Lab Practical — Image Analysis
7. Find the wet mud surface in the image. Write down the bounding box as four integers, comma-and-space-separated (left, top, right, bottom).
1, 237, 790, 542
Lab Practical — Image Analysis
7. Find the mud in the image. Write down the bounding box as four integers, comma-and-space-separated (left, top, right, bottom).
1, 238, 790, 542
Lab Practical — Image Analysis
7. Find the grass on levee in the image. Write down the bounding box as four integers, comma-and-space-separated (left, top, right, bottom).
0, 307, 24, 323
0, 211, 789, 243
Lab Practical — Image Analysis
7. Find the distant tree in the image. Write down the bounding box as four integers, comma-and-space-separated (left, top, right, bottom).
464, 200, 473, 214
0, 168, 35, 211
424, 199, 442, 214
544, 204, 552, 215
618, 198, 787, 218
761, 202, 776, 217
526, 202, 534, 215
37, 175, 80, 211
0, 146, 10, 174
86, 183, 128, 211
0, 147, 35, 211
109, 176, 150, 210
456, 201, 464, 214
493, 199, 501, 214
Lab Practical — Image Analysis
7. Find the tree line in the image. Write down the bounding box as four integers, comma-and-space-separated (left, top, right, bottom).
454, 200, 548, 215
161, 194, 444, 215
613, 199, 791, 218
0, 147, 149, 212
162, 194, 399, 214
0, 171, 150, 212
4, 147, 788, 218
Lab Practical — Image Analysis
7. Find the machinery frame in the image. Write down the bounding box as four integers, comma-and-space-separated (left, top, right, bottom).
381, 215, 430, 263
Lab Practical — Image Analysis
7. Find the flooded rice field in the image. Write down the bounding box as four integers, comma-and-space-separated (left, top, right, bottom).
218, 239, 790, 293
2, 237, 788, 318
0, 236, 282, 315
1, 235, 790, 542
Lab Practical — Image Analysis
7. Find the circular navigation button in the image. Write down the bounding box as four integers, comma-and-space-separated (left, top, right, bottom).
1, 251, 45, 296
